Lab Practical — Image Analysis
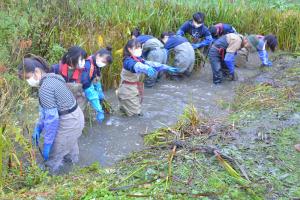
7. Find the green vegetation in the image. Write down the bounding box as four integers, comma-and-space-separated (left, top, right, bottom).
0, 0, 300, 88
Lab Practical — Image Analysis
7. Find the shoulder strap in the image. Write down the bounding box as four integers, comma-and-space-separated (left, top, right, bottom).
131, 56, 145, 63
87, 56, 95, 79
59, 62, 68, 78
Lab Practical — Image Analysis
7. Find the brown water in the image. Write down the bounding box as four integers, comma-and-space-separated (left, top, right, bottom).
77, 53, 263, 167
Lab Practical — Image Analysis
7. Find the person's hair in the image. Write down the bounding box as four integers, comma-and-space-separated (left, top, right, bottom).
264, 34, 278, 52
160, 31, 175, 39
95, 45, 113, 64
61, 46, 87, 67
131, 28, 141, 38
208, 26, 217, 37
18, 54, 49, 79
193, 12, 205, 24
123, 39, 141, 58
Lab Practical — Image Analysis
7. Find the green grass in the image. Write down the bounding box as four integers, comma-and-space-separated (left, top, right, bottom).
3, 123, 298, 199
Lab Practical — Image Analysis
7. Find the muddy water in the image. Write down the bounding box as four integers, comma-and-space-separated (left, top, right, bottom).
77, 54, 263, 167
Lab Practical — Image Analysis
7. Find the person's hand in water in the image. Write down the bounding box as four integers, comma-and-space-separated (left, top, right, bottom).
262, 61, 272, 67
167, 67, 179, 73
147, 67, 156, 77
96, 111, 105, 124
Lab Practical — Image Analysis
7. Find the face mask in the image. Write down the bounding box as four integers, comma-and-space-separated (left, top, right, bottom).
26, 76, 40, 87
96, 60, 107, 68
194, 23, 202, 28
78, 59, 85, 69
133, 49, 142, 57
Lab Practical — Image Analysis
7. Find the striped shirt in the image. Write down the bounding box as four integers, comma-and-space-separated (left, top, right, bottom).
39, 73, 76, 112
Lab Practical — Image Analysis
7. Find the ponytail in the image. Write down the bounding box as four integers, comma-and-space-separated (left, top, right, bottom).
18, 54, 49, 78
95, 45, 113, 64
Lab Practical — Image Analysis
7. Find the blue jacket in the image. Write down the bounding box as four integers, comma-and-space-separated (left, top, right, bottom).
82, 56, 101, 89
176, 20, 213, 48
136, 35, 154, 44
164, 35, 188, 50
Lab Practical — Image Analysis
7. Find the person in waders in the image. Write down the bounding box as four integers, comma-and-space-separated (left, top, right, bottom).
235, 34, 278, 68
18, 54, 84, 172
51, 46, 87, 112
131, 28, 168, 87
80, 46, 113, 123
208, 23, 237, 41
160, 32, 195, 80
117, 39, 178, 116
208, 33, 253, 84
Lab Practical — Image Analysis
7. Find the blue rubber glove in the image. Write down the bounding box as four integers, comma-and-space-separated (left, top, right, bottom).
167, 67, 179, 73
93, 82, 105, 100
224, 52, 236, 75
265, 61, 272, 66
84, 86, 105, 122
192, 43, 201, 49
258, 50, 272, 66
43, 143, 51, 161
192, 35, 213, 49
145, 61, 177, 73
32, 107, 45, 146
176, 29, 185, 36
43, 108, 59, 147
146, 67, 156, 78
32, 125, 42, 146
96, 111, 105, 123
133, 62, 156, 78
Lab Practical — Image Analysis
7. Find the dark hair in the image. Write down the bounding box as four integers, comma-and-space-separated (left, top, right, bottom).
208, 26, 217, 37
193, 12, 205, 24
131, 28, 141, 38
160, 31, 175, 39
18, 54, 49, 79
264, 34, 278, 52
61, 46, 87, 67
95, 45, 113, 64
123, 39, 141, 58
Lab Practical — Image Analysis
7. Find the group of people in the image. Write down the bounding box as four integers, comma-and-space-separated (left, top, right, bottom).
17, 11, 278, 172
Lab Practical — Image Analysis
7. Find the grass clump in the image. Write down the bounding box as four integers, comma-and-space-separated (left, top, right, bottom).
233, 84, 295, 113
144, 104, 210, 146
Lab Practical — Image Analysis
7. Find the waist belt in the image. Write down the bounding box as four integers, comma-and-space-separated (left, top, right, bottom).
58, 103, 78, 116
122, 80, 144, 103
212, 45, 225, 60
